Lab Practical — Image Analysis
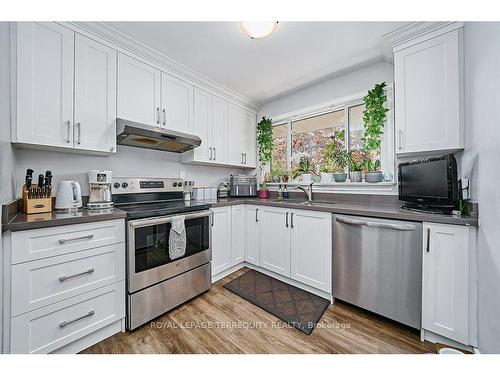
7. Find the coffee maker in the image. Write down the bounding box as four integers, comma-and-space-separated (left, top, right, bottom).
87, 170, 113, 210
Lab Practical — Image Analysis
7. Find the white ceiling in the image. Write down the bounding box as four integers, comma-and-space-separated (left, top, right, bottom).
104, 22, 409, 104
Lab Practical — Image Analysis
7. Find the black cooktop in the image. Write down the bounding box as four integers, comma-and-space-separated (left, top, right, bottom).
117, 200, 211, 220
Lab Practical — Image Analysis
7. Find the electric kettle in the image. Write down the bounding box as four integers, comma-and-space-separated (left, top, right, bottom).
55, 180, 83, 211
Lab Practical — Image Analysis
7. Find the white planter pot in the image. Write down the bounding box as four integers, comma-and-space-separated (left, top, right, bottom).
301, 173, 312, 183
320, 172, 332, 184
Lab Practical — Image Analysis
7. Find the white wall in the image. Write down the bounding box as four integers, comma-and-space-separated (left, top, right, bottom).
459, 22, 500, 353
13, 146, 244, 196
258, 61, 393, 119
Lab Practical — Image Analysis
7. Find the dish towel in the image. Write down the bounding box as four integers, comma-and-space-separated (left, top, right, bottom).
169, 215, 186, 260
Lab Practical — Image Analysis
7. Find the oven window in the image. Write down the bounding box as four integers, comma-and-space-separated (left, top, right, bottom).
134, 215, 209, 273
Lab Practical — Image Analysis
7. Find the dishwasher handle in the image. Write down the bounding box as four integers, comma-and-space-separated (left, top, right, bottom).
335, 216, 417, 231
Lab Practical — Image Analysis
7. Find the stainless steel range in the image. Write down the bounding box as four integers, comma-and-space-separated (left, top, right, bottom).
112, 177, 212, 330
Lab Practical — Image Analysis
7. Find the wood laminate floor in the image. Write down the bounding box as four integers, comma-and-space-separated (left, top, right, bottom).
82, 267, 436, 354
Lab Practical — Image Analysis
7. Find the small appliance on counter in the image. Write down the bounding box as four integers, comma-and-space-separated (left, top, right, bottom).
55, 180, 82, 212
88, 170, 114, 210
217, 182, 229, 198
229, 174, 257, 197
22, 168, 53, 214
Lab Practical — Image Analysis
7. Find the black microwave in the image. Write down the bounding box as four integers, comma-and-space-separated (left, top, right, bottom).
398, 154, 460, 208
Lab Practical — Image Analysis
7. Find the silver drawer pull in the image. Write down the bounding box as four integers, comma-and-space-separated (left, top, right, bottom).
59, 310, 95, 328
59, 268, 94, 282
59, 234, 94, 244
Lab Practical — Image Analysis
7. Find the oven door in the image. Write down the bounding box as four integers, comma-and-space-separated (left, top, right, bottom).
127, 209, 212, 293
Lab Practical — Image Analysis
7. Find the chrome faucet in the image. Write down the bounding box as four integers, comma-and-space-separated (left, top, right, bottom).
294, 183, 313, 203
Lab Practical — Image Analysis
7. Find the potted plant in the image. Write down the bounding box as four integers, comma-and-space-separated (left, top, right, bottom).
319, 163, 333, 183
363, 159, 383, 183
257, 117, 273, 196
332, 150, 351, 182
258, 181, 270, 199
361, 82, 389, 183
291, 155, 314, 183
349, 158, 363, 182
281, 170, 290, 183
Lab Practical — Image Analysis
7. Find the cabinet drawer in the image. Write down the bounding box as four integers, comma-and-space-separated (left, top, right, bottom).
11, 243, 125, 316
11, 219, 125, 264
10, 281, 125, 354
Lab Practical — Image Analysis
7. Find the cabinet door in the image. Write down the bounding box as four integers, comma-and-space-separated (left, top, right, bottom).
259, 207, 290, 277
192, 88, 212, 162
290, 210, 332, 293
117, 54, 161, 126
16, 22, 75, 148
74, 35, 117, 153
242, 110, 257, 168
244, 205, 260, 266
394, 29, 463, 154
231, 206, 245, 265
211, 207, 232, 276
227, 103, 247, 166
161, 72, 194, 133
211, 96, 229, 163
422, 223, 469, 344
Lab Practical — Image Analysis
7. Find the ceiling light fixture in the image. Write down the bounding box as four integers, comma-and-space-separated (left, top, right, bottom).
240, 22, 279, 39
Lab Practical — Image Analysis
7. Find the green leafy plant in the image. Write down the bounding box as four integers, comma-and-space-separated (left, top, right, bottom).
362, 159, 381, 173
362, 82, 389, 153
260, 181, 267, 189
291, 157, 314, 179
319, 163, 333, 173
257, 117, 273, 167
323, 130, 351, 174
349, 158, 364, 172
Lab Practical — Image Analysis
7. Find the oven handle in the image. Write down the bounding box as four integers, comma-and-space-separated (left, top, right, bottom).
129, 209, 213, 228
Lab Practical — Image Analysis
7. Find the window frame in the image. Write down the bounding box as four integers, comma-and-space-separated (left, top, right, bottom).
267, 84, 396, 193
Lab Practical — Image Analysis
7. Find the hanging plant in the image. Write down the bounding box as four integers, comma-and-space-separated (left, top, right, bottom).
256, 116, 273, 168
362, 82, 389, 153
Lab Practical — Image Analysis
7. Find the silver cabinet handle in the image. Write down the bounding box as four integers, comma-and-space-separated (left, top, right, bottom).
76, 122, 81, 145
335, 217, 416, 231
241, 153, 244, 164
285, 212, 289, 228
255, 208, 259, 222
209, 147, 213, 160
59, 310, 95, 328
59, 234, 94, 244
156, 107, 160, 124
211, 211, 215, 227
426, 228, 431, 252
163, 109, 166, 126
245, 154, 247, 164
213, 147, 216, 160
59, 268, 94, 282
398, 129, 403, 150
290, 212, 294, 228
66, 120, 71, 143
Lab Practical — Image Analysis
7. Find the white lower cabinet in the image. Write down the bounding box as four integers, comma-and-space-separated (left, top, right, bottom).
244, 205, 260, 266
259, 206, 291, 277
211, 207, 232, 276
290, 210, 332, 293
3, 219, 126, 353
231, 206, 245, 265
422, 222, 470, 345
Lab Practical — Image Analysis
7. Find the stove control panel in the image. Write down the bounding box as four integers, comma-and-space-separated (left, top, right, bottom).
111, 177, 184, 194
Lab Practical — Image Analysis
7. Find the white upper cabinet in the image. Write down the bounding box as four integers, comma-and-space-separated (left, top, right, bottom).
227, 104, 256, 168
74, 35, 117, 153
290, 210, 332, 293
422, 223, 470, 345
117, 54, 161, 127
15, 22, 75, 148
161, 72, 194, 133
211, 95, 229, 163
394, 27, 464, 155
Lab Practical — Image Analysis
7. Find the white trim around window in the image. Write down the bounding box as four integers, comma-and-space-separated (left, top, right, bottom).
266, 82, 396, 195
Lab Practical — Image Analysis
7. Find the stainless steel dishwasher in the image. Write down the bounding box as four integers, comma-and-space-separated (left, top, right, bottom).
332, 214, 423, 329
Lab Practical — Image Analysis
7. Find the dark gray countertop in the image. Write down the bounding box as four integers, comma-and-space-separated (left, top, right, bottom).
2, 208, 127, 232
211, 198, 478, 226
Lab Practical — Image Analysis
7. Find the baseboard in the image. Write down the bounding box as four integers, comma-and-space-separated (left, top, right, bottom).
421, 329, 474, 353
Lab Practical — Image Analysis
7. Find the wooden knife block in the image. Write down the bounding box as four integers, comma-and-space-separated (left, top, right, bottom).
22, 185, 52, 214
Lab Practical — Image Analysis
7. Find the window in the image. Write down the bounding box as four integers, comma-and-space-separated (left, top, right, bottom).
270, 101, 387, 177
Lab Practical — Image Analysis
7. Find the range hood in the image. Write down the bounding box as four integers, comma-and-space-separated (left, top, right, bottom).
116, 118, 201, 153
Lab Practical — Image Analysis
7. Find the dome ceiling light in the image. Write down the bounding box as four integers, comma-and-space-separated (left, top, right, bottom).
240, 22, 279, 39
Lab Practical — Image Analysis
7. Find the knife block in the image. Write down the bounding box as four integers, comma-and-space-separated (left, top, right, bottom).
22, 185, 52, 214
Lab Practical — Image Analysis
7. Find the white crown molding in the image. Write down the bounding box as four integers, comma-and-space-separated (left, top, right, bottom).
64, 21, 260, 111
380, 21, 464, 62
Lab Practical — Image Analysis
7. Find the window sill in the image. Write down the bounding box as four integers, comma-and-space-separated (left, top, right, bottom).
266, 181, 397, 195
